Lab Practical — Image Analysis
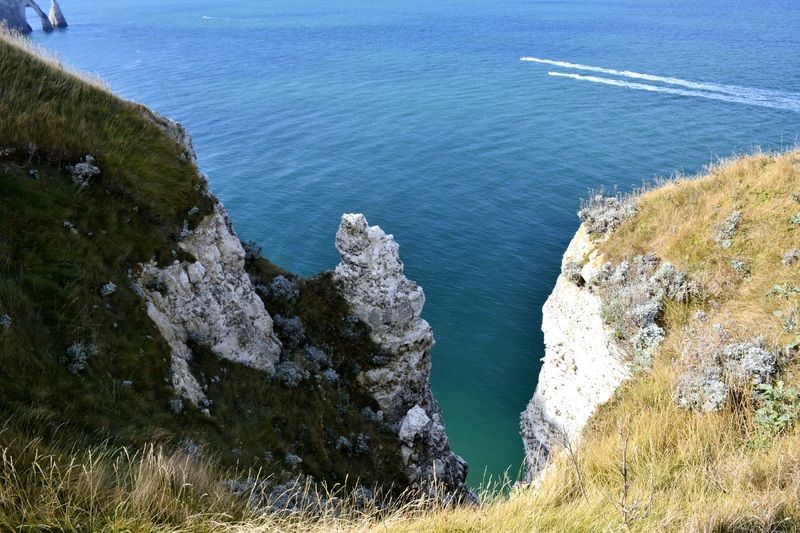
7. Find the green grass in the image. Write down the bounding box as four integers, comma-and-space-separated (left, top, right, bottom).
0, 27, 409, 510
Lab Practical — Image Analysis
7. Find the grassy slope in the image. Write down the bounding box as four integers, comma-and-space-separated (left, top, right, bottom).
0, 30, 408, 529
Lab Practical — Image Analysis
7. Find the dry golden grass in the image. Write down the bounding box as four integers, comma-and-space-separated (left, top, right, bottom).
601, 149, 800, 344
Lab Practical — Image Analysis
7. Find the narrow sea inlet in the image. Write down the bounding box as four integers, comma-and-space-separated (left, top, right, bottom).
33, 0, 800, 484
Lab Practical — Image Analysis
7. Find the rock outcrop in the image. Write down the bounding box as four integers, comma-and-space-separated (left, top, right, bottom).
137, 114, 281, 406
139, 204, 282, 405
48, 0, 66, 28
334, 213, 468, 493
0, 0, 54, 33
520, 225, 631, 483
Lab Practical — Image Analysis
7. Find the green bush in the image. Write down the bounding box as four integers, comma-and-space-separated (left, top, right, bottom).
755, 380, 800, 438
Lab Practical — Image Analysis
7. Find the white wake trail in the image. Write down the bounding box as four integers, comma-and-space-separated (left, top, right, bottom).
548, 71, 800, 112
522, 56, 800, 106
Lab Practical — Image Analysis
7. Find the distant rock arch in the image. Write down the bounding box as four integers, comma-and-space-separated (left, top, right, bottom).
0, 0, 67, 33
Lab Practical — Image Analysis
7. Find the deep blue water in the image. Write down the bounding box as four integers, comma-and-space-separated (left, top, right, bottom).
30, 0, 800, 484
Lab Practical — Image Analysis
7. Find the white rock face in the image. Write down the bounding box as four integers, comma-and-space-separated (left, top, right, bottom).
0, 0, 30, 32
0, 0, 53, 32
141, 204, 282, 405
398, 404, 431, 445
334, 213, 431, 418
334, 213, 467, 492
520, 224, 631, 483
48, 0, 66, 28
137, 113, 281, 405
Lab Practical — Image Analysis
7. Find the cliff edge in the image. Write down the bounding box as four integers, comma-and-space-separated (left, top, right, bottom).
520, 225, 630, 483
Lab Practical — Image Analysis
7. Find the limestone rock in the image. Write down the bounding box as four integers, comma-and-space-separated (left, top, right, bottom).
398, 405, 431, 445
0, 0, 30, 32
520, 224, 630, 483
0, 0, 53, 33
334, 213, 467, 493
48, 0, 66, 27
140, 204, 282, 405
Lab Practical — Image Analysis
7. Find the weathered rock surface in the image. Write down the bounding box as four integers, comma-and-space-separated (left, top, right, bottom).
137, 114, 281, 405
0, 0, 54, 33
140, 204, 282, 404
334, 213, 467, 493
48, 0, 66, 27
520, 224, 631, 483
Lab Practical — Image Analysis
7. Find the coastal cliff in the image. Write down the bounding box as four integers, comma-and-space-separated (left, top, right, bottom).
0, 0, 63, 33
520, 225, 630, 483
0, 29, 464, 501
334, 213, 467, 492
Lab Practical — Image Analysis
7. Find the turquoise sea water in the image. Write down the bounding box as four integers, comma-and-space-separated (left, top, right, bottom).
30, 0, 800, 484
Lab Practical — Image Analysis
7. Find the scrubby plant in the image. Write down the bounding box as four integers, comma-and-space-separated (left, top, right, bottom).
61, 342, 97, 374
755, 380, 799, 438
723, 336, 775, 387
274, 315, 306, 348
592, 253, 696, 369
276, 361, 310, 388
66, 154, 100, 187
729, 258, 747, 275
242, 240, 263, 262
563, 260, 584, 285
783, 248, 800, 266
169, 398, 185, 414
578, 193, 638, 235
673, 324, 776, 412
177, 219, 193, 241
99, 281, 117, 296
284, 453, 303, 469
322, 368, 340, 383
269, 275, 300, 304
304, 344, 331, 368
336, 436, 352, 453
714, 210, 741, 249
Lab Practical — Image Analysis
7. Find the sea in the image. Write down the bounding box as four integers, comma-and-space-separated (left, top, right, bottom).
30, 0, 800, 485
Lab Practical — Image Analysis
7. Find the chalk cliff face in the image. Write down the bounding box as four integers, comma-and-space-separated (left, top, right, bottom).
48, 0, 66, 27
139, 204, 283, 405
335, 214, 468, 492
0, 0, 56, 33
134, 115, 281, 406
520, 225, 630, 483
0, 0, 30, 32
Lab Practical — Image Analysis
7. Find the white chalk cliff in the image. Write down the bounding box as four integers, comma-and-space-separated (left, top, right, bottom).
0, 0, 58, 33
136, 115, 281, 405
48, 0, 66, 27
334, 214, 468, 492
520, 224, 631, 483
